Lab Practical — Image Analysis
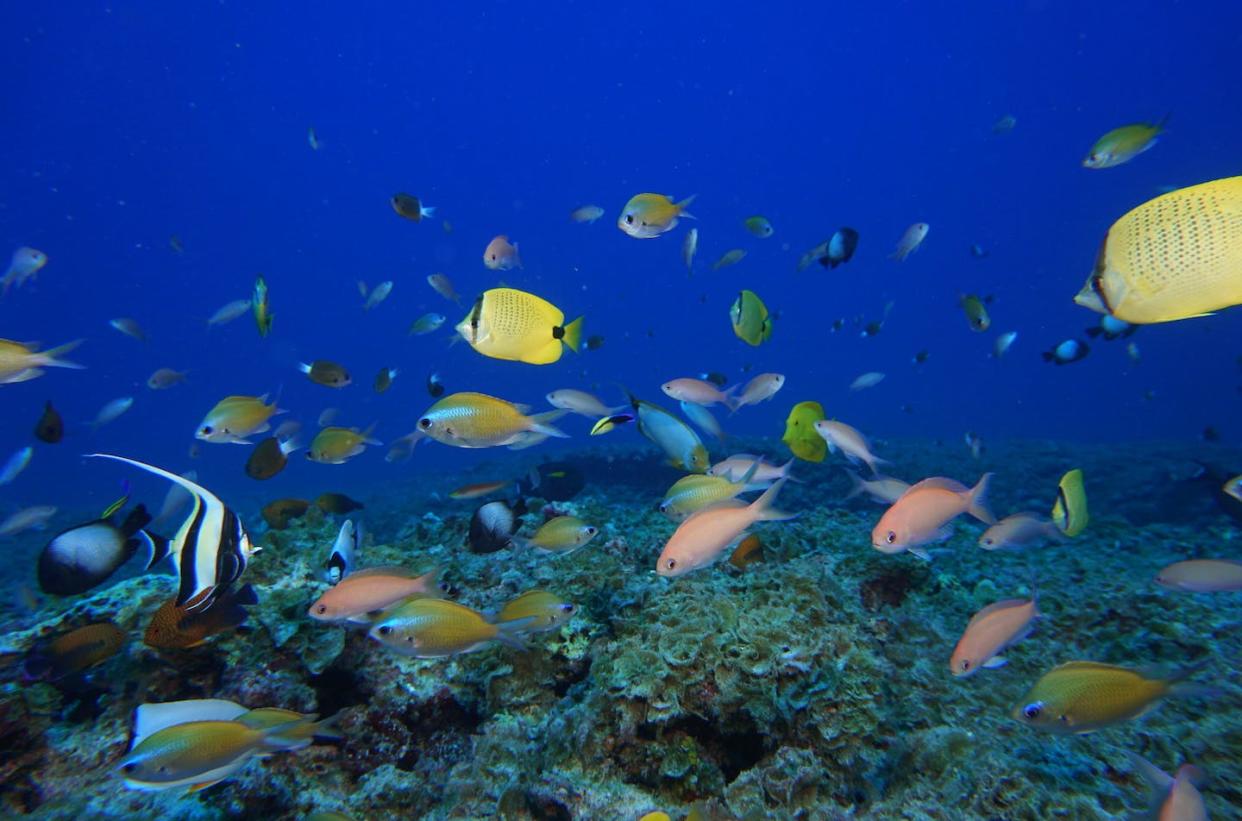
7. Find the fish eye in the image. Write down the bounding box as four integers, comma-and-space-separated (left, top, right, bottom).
121, 763, 137, 773
1022, 702, 1043, 720
625, 215, 633, 224
885, 531, 896, 544
378, 626, 392, 635
665, 558, 677, 570
316, 604, 327, 614
201, 426, 213, 434
586, 527, 597, 535
982, 537, 994, 546
418, 418, 432, 429
560, 604, 576, 613
959, 660, 971, 671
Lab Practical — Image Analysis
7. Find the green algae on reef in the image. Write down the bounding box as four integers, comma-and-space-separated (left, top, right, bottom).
1, 438, 1240, 819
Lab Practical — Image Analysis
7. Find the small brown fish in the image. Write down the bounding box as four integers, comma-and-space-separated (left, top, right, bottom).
34, 401, 64, 444
427, 273, 461, 304
374, 367, 399, 394
22, 622, 126, 680
245, 436, 299, 480
147, 368, 188, 390
261, 498, 311, 530
449, 480, 513, 500
391, 193, 435, 222
316, 492, 363, 514
298, 360, 351, 388
144, 585, 256, 650
729, 534, 765, 568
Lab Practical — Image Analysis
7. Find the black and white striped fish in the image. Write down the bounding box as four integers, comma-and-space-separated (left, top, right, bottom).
88, 454, 255, 613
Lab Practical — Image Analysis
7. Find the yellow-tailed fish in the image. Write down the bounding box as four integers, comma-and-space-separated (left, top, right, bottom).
782, 401, 826, 462
628, 392, 709, 473
1074, 176, 1242, 323
660, 461, 759, 521
959, 294, 991, 332
513, 515, 598, 554
744, 216, 774, 238
195, 394, 282, 444
617, 193, 697, 239
1012, 660, 1216, 734
730, 289, 772, 346
456, 287, 583, 365
0, 338, 84, 385
1051, 468, 1088, 536
368, 597, 531, 657
496, 590, 576, 633
418, 392, 568, 448
1082, 118, 1167, 169
307, 425, 381, 464
252, 276, 273, 337
117, 719, 305, 792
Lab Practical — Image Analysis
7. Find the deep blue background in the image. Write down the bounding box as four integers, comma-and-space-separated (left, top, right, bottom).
2, 2, 1240, 513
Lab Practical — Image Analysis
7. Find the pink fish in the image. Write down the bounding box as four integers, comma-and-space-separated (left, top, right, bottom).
949, 595, 1039, 677
978, 513, 1067, 551
890, 222, 929, 261
308, 566, 441, 623
483, 235, 522, 270
656, 479, 795, 577
660, 377, 737, 408
1126, 753, 1207, 821
1155, 559, 1242, 593
872, 474, 994, 558
708, 454, 795, 486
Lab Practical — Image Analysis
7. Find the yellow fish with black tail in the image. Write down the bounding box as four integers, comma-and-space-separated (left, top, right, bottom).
455, 287, 583, 365
1082, 116, 1167, 169
730, 289, 772, 346
1051, 468, 1088, 536
782, 401, 826, 462
252, 275, 273, 337
1075, 176, 1242, 323
1012, 659, 1218, 734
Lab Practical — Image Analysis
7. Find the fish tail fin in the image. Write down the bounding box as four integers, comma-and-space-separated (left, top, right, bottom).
722, 384, 743, 413
258, 719, 319, 751
297, 362, 312, 375
1125, 752, 1174, 804
494, 616, 537, 649
967, 473, 996, 524
752, 477, 796, 521
560, 316, 584, 353
1156, 112, 1171, 131
778, 458, 802, 483
866, 455, 891, 476
843, 469, 865, 500
420, 205, 437, 219
308, 710, 346, 741
38, 339, 86, 370
528, 410, 570, 439
676, 194, 698, 219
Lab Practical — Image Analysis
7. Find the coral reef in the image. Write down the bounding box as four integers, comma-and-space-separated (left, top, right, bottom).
1, 438, 1240, 819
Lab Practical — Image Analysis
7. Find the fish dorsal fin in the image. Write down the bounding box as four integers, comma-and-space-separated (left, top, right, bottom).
343, 565, 422, 580
965, 598, 1031, 630
904, 477, 969, 495
1052, 660, 1125, 675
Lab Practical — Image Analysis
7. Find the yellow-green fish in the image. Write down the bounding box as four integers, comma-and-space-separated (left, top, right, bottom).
368, 597, 531, 658
117, 719, 305, 792
781, 401, 826, 462
744, 216, 774, 238
628, 392, 709, 473
512, 515, 598, 554
1083, 118, 1167, 169
0, 338, 84, 385
496, 590, 576, 632
1051, 468, 1088, 536
1074, 176, 1242, 324
195, 394, 282, 444
712, 249, 747, 270
456, 287, 583, 365
960, 294, 992, 332
418, 392, 568, 449
1012, 660, 1215, 734
730, 289, 772, 346
307, 425, 381, 464
659, 461, 759, 521
617, 193, 697, 239
252, 276, 273, 337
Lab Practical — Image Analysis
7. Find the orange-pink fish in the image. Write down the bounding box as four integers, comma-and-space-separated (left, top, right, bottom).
307, 566, 441, 624
656, 479, 796, 577
872, 474, 994, 558
949, 594, 1039, 677
1126, 753, 1207, 821
1155, 559, 1242, 592
483, 235, 522, 270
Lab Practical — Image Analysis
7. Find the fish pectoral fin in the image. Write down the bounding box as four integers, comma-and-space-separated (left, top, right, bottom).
907, 546, 933, 561
982, 656, 1008, 669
